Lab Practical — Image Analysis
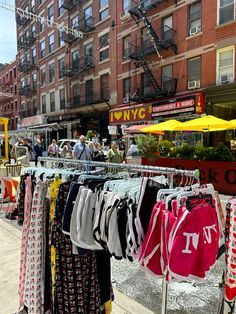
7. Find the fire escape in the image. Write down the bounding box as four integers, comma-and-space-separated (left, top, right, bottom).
128, 1, 178, 101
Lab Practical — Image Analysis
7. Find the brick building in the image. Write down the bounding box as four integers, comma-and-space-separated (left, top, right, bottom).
16, 0, 118, 139
0, 61, 19, 130
112, 0, 236, 134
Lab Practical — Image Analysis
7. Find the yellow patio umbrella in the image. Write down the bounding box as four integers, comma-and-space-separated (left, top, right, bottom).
141, 120, 184, 134
174, 115, 230, 132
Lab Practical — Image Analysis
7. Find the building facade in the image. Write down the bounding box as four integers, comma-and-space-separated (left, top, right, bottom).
113, 0, 236, 128
16, 0, 118, 139
0, 61, 19, 130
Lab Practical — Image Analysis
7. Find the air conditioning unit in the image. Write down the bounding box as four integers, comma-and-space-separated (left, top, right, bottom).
220, 74, 230, 84
120, 9, 131, 21
188, 80, 200, 89
123, 97, 129, 103
190, 25, 201, 36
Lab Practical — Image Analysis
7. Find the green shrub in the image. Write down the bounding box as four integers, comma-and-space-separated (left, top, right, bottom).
214, 142, 234, 162
157, 140, 174, 157
136, 134, 159, 157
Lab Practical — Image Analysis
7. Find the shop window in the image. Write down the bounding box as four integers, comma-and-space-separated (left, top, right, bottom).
99, 33, 109, 61
50, 92, 55, 112
58, 0, 64, 17
48, 33, 55, 53
100, 0, 109, 21
85, 80, 93, 104
41, 68, 46, 86
41, 95, 46, 113
60, 88, 66, 110
217, 46, 234, 84
40, 40, 45, 58
123, 77, 131, 100
59, 58, 65, 79
189, 1, 201, 36
123, 35, 131, 61
100, 73, 109, 99
188, 56, 201, 89
218, 0, 234, 25
49, 63, 55, 83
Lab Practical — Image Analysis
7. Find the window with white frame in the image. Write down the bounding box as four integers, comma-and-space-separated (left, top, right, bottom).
40, 40, 46, 58
218, 0, 234, 24
71, 15, 79, 29
123, 35, 130, 60
50, 91, 55, 112
48, 4, 54, 25
85, 43, 93, 64
32, 47, 36, 64
58, 0, 64, 17
39, 13, 45, 32
48, 33, 55, 53
58, 29, 64, 47
189, 1, 201, 36
163, 15, 173, 41
217, 46, 234, 84
99, 33, 109, 61
84, 6, 93, 27
31, 23, 36, 38
188, 56, 201, 88
100, 0, 109, 21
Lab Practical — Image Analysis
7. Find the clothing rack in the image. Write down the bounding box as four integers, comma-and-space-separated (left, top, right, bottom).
38, 156, 200, 314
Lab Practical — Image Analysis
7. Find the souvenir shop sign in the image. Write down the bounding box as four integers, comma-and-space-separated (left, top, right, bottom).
22, 115, 46, 128
152, 92, 205, 118
109, 104, 152, 125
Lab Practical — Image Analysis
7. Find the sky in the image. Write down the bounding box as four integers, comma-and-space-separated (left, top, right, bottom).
0, 0, 17, 64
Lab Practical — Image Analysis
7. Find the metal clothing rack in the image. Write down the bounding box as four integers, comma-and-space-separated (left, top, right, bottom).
38, 156, 200, 314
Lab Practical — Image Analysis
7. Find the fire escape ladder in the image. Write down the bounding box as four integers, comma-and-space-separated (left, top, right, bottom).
137, 53, 162, 93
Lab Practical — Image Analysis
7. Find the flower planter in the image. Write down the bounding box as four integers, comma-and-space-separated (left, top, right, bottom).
142, 157, 236, 195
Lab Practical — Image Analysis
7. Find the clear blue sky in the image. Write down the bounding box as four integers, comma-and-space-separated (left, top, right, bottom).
0, 0, 17, 64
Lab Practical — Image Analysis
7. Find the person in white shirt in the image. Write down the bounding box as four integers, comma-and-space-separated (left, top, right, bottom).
48, 139, 59, 158
72, 135, 91, 160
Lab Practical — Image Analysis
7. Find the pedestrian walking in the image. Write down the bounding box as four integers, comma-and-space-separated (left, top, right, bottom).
48, 139, 59, 158
61, 141, 73, 159
107, 141, 123, 164
34, 139, 44, 166
72, 135, 91, 160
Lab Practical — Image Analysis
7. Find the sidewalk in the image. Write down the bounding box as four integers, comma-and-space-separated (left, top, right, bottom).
0, 218, 153, 314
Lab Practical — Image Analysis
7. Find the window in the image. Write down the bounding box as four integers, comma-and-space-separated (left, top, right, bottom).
48, 5, 54, 25
100, 0, 109, 20
15, 100, 17, 110
39, 13, 45, 32
141, 27, 151, 50
84, 6, 93, 27
100, 73, 109, 99
84, 43, 93, 64
99, 33, 109, 61
72, 84, 80, 105
188, 56, 201, 85
32, 47, 36, 64
58, 29, 64, 47
71, 15, 79, 29
189, 1, 201, 35
60, 88, 66, 110
59, 58, 65, 79
123, 35, 130, 60
58, 0, 64, 17
14, 84, 17, 95
50, 92, 55, 112
123, 0, 130, 10
48, 33, 55, 53
26, 52, 30, 62
162, 64, 174, 92
142, 73, 152, 95
31, 23, 36, 38
41, 95, 46, 113
40, 40, 45, 58
219, 0, 234, 24
32, 72, 37, 83
123, 77, 131, 98
217, 47, 234, 84
163, 15, 173, 41
13, 67, 16, 78
48, 63, 54, 83
85, 80, 93, 104
30, 0, 35, 12
41, 68, 46, 86
72, 50, 79, 71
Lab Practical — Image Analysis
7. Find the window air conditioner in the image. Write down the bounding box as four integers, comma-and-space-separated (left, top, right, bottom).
123, 97, 129, 103
188, 80, 200, 89
190, 26, 200, 36
220, 74, 230, 84
120, 9, 131, 21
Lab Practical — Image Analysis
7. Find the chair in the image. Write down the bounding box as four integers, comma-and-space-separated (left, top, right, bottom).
6, 163, 22, 177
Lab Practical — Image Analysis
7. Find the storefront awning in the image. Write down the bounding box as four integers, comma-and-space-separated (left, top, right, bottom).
27, 123, 58, 130
124, 124, 164, 134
